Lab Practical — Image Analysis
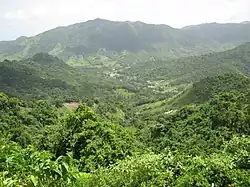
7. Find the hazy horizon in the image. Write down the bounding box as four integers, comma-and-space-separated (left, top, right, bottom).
1, 0, 250, 40
1, 18, 250, 42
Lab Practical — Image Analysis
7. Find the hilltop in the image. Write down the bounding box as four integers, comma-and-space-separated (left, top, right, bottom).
1, 19, 250, 67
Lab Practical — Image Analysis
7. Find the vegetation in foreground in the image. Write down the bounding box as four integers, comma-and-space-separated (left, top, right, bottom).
1, 37, 250, 186
1, 82, 250, 186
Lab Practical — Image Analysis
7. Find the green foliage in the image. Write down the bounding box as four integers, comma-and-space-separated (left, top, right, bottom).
174, 74, 250, 106
31, 100, 58, 126
1, 72, 250, 186
91, 153, 180, 187
54, 105, 137, 171
175, 154, 235, 187
148, 91, 250, 155
174, 136, 250, 186
0, 138, 80, 187
0, 94, 138, 186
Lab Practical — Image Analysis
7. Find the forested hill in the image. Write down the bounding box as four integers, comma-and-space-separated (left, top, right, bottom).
0, 53, 128, 101
123, 42, 250, 85
0, 58, 72, 100
173, 74, 250, 106
0, 19, 250, 63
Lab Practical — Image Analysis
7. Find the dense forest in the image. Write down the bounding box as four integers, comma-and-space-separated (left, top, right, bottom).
1, 20, 250, 186
1, 85, 250, 186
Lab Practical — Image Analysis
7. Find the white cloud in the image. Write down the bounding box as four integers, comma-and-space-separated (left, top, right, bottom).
4, 9, 27, 19
1, 0, 250, 40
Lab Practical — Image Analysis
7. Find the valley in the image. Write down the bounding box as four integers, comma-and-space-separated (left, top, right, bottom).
0, 19, 250, 186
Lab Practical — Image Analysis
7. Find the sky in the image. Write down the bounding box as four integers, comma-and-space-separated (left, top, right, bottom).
0, 0, 250, 40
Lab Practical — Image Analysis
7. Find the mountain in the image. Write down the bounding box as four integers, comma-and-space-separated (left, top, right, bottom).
0, 19, 250, 67
182, 22, 250, 44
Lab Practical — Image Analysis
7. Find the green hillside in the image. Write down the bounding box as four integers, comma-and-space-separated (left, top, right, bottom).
182, 22, 250, 44
173, 74, 250, 106
1, 19, 250, 67
2, 42, 250, 110
0, 59, 72, 100
135, 73, 250, 115
0, 53, 131, 102
123, 42, 250, 87
129, 43, 250, 114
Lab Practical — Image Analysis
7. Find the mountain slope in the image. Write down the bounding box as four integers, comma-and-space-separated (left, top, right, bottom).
182, 22, 250, 44
123, 42, 250, 86
0, 53, 126, 101
137, 73, 250, 115
126, 43, 250, 113
173, 74, 250, 106
1, 19, 250, 65
0, 58, 73, 100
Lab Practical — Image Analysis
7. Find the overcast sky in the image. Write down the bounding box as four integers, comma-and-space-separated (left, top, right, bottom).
0, 0, 250, 40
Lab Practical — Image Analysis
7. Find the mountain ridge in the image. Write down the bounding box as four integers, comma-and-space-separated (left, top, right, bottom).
2, 18, 250, 42
1, 19, 250, 64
